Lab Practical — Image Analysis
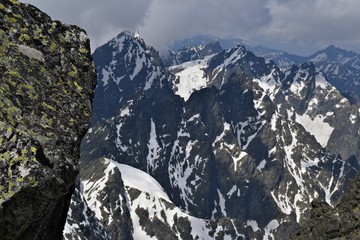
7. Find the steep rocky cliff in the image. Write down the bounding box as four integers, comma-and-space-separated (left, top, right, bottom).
0, 0, 96, 239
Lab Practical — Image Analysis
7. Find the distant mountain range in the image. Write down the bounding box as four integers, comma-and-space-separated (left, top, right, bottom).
168, 36, 360, 99
170, 34, 244, 51
64, 32, 360, 239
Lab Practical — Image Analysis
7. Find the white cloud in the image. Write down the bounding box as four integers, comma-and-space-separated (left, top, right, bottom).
265, 0, 360, 42
21, 0, 360, 55
138, 0, 271, 53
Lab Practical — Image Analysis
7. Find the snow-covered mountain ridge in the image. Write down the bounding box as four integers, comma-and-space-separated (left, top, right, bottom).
247, 44, 360, 99
169, 36, 360, 99
64, 32, 360, 239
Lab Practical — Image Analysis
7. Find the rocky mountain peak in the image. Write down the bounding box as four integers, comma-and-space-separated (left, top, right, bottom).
91, 31, 171, 123
309, 44, 358, 63
306, 45, 360, 98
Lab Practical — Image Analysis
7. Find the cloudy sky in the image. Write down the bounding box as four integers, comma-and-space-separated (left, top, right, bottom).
22, 0, 360, 56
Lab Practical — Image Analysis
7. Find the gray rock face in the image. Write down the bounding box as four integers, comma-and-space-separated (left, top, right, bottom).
64, 188, 110, 240
0, 0, 96, 239
291, 173, 360, 239
67, 32, 360, 239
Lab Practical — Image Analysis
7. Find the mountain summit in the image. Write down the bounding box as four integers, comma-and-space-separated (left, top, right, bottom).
308, 45, 360, 99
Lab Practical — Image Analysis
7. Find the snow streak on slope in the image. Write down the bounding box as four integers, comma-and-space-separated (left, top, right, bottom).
94, 31, 167, 113
147, 118, 161, 173
253, 69, 281, 101
295, 113, 334, 147
315, 72, 331, 89
269, 102, 352, 224
64, 189, 109, 240
115, 101, 134, 152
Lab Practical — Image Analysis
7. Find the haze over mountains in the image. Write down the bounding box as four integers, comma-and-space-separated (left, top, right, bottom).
63, 32, 360, 239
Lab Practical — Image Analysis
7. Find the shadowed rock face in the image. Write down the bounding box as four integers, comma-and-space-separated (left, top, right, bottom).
291, 172, 360, 239
0, 0, 96, 239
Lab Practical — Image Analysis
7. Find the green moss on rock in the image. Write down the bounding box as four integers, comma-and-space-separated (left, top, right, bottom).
0, 0, 96, 239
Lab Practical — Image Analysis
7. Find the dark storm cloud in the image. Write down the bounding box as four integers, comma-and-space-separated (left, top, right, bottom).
21, 0, 360, 54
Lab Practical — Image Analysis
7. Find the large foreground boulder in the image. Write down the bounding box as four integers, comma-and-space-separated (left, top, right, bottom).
0, 0, 96, 239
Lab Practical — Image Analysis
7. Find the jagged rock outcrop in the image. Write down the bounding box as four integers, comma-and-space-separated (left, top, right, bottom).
64, 187, 110, 240
291, 173, 360, 239
0, 0, 96, 239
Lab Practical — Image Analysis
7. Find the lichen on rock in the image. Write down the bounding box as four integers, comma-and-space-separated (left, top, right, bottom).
0, 0, 96, 239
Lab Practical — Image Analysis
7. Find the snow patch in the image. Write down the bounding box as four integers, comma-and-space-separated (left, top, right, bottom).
227, 185, 238, 198
290, 78, 306, 97
217, 189, 227, 217
296, 113, 334, 147
257, 160, 267, 172
130, 52, 145, 80
263, 219, 280, 240
246, 220, 260, 232
315, 73, 330, 89
254, 69, 279, 100
120, 106, 131, 117
350, 114, 357, 124
111, 159, 171, 202
170, 58, 210, 101
82, 162, 114, 221
101, 68, 110, 86
271, 191, 292, 215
